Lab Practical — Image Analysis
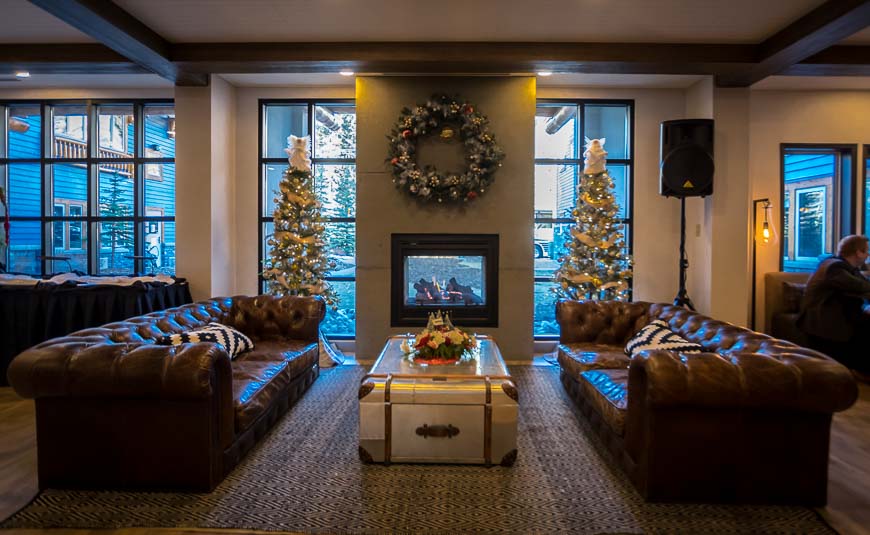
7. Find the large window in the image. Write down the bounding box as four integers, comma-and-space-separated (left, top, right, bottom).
533, 101, 634, 337
1, 101, 176, 276
781, 145, 856, 272
259, 100, 356, 338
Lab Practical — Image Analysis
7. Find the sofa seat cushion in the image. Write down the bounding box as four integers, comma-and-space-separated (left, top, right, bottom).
236, 339, 318, 381
232, 359, 292, 433
578, 369, 629, 436
558, 343, 630, 378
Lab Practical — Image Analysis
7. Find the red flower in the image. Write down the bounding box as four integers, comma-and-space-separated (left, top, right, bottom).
464, 105, 474, 115
415, 335, 429, 349
390, 157, 399, 165
402, 129, 412, 138
467, 191, 478, 200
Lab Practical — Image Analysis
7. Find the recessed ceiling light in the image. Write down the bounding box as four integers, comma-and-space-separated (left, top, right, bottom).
537, 71, 553, 77
15, 71, 30, 79
339, 70, 354, 76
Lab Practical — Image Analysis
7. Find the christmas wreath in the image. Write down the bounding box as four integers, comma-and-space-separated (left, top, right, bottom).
387, 94, 505, 204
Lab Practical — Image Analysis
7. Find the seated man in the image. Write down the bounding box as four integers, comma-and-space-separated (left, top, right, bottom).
798, 234, 870, 380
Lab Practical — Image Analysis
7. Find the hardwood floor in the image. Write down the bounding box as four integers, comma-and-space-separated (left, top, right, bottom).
1, 373, 868, 535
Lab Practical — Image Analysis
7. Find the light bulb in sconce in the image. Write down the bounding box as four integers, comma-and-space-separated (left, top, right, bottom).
756, 200, 779, 246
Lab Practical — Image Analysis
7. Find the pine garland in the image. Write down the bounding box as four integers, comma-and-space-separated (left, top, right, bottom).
387, 93, 504, 204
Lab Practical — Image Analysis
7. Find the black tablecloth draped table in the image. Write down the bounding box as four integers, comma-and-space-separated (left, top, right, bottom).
1, 279, 191, 386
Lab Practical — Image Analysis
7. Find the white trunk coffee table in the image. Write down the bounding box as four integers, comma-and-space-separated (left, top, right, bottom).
358, 335, 518, 466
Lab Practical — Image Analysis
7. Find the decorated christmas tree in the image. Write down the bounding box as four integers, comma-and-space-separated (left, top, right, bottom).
262, 135, 337, 307
554, 138, 632, 301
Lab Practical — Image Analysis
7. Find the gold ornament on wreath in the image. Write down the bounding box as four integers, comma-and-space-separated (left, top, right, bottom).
387, 93, 505, 204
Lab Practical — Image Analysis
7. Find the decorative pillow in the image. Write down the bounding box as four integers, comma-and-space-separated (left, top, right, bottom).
158, 322, 253, 359
624, 319, 704, 357
781, 282, 807, 313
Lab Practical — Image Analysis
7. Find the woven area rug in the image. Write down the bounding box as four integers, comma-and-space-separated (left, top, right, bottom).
2, 365, 833, 534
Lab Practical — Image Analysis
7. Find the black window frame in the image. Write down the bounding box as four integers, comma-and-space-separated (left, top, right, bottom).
257, 98, 356, 339
779, 143, 858, 272
1, 99, 176, 276
533, 99, 635, 340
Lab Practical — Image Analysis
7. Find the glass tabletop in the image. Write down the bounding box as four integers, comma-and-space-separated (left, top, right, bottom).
369, 336, 509, 377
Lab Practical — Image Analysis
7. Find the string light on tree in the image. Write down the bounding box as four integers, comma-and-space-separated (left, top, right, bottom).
554, 138, 633, 301
262, 135, 337, 307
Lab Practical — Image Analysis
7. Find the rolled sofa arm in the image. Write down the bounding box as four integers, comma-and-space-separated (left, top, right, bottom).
628, 349, 858, 413
228, 294, 326, 342
8, 340, 233, 401
556, 299, 651, 345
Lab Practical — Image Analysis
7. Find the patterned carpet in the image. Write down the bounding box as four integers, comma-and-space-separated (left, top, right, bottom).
2, 365, 834, 534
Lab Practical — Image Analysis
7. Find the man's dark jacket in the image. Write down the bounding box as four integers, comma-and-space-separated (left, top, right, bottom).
798, 256, 870, 342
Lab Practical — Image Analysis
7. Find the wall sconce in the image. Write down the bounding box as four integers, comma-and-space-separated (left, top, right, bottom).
166, 118, 176, 139
751, 197, 779, 330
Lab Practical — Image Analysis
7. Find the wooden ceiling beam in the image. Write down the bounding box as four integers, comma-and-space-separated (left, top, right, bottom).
781, 45, 870, 76
27, 0, 207, 86
171, 41, 758, 77
2, 41, 867, 80
0, 44, 148, 75
716, 0, 870, 87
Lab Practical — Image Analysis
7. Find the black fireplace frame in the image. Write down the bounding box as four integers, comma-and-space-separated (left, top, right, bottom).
391, 233, 499, 327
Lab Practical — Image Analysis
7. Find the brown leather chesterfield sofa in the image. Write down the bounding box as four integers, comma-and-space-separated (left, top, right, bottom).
7, 294, 325, 491
556, 299, 858, 505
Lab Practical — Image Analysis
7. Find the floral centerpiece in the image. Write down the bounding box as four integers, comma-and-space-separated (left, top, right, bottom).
401, 311, 477, 365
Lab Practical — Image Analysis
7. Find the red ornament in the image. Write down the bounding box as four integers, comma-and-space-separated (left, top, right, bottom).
390, 157, 399, 165
467, 191, 478, 200
402, 129, 412, 139
464, 105, 474, 115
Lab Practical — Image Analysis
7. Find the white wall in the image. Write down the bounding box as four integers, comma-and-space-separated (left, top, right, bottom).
749, 90, 870, 331
210, 75, 237, 296
684, 78, 714, 316
709, 88, 751, 325
175, 75, 238, 300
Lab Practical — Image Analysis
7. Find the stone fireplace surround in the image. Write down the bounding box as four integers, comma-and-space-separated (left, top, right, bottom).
356, 76, 535, 361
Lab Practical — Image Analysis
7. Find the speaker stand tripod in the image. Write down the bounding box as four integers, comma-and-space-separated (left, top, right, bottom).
673, 197, 696, 311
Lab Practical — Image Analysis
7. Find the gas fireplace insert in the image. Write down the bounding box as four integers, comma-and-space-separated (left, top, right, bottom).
390, 234, 498, 327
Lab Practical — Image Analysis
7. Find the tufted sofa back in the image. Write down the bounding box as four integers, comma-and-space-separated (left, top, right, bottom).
33, 298, 233, 348
8, 295, 325, 401
649, 303, 826, 362
556, 300, 651, 345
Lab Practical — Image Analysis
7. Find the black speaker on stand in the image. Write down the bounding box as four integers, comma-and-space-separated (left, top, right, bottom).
660, 119, 715, 311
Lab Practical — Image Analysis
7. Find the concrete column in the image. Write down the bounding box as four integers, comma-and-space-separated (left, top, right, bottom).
355, 77, 536, 361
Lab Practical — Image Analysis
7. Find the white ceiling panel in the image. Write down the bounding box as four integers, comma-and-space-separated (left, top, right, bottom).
0, 0, 96, 43
114, 0, 824, 44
